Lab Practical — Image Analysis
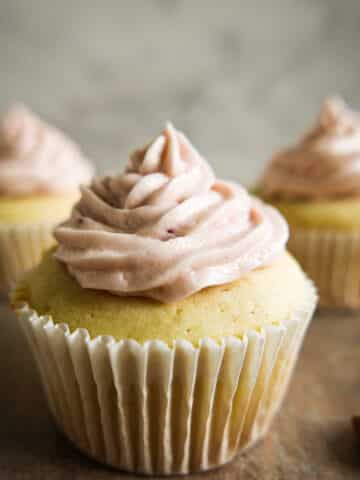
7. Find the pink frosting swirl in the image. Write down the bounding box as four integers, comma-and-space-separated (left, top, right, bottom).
260, 97, 360, 200
0, 105, 94, 196
55, 123, 288, 303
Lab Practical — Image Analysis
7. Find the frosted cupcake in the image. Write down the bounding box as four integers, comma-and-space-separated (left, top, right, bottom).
12, 124, 316, 474
258, 97, 360, 308
0, 105, 93, 292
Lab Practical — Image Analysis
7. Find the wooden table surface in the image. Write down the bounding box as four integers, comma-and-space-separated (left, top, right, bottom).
1, 299, 360, 480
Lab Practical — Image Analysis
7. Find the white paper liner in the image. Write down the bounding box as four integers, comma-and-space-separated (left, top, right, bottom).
15, 284, 316, 475
288, 228, 360, 308
0, 222, 56, 293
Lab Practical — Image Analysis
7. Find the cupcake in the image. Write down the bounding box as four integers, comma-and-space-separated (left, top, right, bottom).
12, 124, 316, 474
258, 97, 360, 308
0, 105, 93, 292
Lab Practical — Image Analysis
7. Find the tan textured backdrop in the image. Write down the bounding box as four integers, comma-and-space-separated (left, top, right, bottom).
1, 0, 360, 184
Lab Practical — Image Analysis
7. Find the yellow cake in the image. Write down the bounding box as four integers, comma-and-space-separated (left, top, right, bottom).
14, 249, 311, 344
0, 193, 80, 225
269, 198, 360, 232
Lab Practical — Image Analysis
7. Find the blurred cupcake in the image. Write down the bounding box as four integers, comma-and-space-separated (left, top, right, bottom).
12, 124, 316, 474
257, 97, 360, 308
0, 105, 93, 292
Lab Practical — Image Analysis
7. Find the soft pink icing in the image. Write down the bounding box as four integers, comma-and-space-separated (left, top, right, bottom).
55, 123, 288, 303
260, 97, 360, 200
0, 105, 94, 196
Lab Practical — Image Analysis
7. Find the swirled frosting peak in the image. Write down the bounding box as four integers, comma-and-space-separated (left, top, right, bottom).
0, 105, 94, 196
55, 123, 288, 303
260, 97, 360, 200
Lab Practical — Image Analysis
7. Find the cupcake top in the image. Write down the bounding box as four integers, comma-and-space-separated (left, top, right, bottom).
55, 123, 288, 303
0, 105, 94, 196
259, 97, 360, 200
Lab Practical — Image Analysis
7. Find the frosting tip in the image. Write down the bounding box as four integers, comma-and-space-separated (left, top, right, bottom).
320, 96, 350, 130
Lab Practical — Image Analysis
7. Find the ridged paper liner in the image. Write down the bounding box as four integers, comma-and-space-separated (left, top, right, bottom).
288, 228, 360, 308
0, 222, 56, 293
15, 285, 316, 475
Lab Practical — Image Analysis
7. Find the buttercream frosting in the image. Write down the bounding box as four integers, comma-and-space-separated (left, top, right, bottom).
0, 105, 94, 196
55, 123, 288, 303
260, 97, 360, 200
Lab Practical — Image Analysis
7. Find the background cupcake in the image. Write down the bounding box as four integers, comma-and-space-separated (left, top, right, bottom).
0, 105, 94, 292
13, 123, 316, 474
257, 97, 360, 308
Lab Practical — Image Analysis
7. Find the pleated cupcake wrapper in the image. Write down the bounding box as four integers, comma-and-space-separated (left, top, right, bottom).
15, 286, 316, 475
0, 223, 56, 293
288, 228, 360, 308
